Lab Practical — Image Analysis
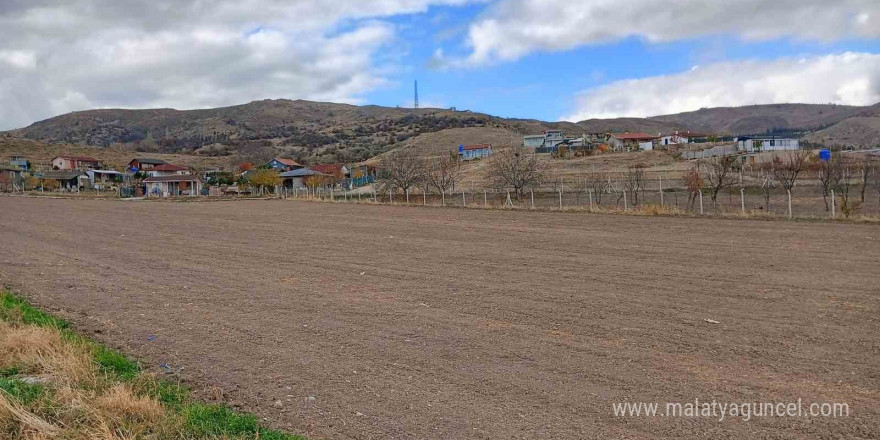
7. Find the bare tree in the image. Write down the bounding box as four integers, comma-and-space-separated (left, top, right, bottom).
859, 156, 872, 204
622, 165, 646, 206
426, 153, 462, 195
836, 164, 859, 217
584, 170, 610, 206
771, 150, 810, 193
760, 167, 777, 211
815, 155, 842, 212
699, 156, 740, 207
684, 166, 704, 211
377, 149, 425, 194
487, 147, 547, 198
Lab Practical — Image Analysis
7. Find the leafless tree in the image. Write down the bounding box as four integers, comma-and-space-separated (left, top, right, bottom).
487, 147, 547, 198
426, 153, 462, 195
771, 150, 810, 193
699, 156, 740, 207
377, 149, 425, 194
760, 167, 777, 211
859, 156, 872, 204
684, 166, 704, 211
836, 164, 860, 217
622, 165, 646, 206
584, 170, 610, 206
815, 155, 842, 212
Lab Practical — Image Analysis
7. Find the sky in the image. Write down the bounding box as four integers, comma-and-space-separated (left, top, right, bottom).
1, 0, 879, 131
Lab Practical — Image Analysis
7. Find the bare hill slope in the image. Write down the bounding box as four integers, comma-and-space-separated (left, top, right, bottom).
646, 103, 864, 135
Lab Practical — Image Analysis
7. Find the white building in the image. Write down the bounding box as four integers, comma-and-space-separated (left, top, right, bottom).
736, 136, 800, 153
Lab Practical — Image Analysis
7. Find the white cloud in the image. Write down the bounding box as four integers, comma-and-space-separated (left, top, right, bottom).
449, 0, 880, 66
0, 0, 473, 130
563, 52, 880, 121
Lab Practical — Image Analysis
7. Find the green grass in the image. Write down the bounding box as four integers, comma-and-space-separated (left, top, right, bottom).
0, 292, 68, 329
0, 378, 47, 405
0, 288, 304, 440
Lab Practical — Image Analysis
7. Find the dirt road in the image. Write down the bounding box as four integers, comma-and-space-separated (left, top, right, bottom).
1, 197, 878, 439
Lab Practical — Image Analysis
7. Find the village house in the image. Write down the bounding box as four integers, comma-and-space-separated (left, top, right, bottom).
606, 132, 658, 152
280, 168, 328, 189
40, 170, 88, 190
127, 158, 167, 172
0, 164, 23, 191
145, 163, 190, 177
52, 155, 102, 171
458, 144, 493, 161
9, 155, 29, 171
143, 174, 203, 197
736, 136, 800, 152
265, 157, 304, 172
86, 170, 128, 189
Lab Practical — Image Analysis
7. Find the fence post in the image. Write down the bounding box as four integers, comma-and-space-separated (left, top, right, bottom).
588, 189, 593, 210
831, 190, 836, 218
406, 188, 410, 204
358, 191, 361, 203
623, 191, 627, 211
388, 190, 392, 204
740, 188, 745, 214
484, 190, 487, 207
787, 189, 792, 219
441, 191, 445, 207
660, 188, 664, 206
558, 189, 563, 210
462, 190, 466, 207
699, 190, 703, 214
423, 189, 426, 206
530, 189, 534, 209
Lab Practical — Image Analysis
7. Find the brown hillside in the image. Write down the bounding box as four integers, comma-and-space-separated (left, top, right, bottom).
647, 103, 864, 135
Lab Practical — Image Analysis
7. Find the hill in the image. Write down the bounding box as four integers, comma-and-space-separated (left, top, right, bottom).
5, 100, 575, 165
645, 103, 865, 136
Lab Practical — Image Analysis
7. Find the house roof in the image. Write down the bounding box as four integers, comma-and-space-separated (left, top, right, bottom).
310, 164, 346, 174
143, 174, 202, 183
150, 163, 189, 172
270, 157, 301, 167
131, 158, 167, 165
280, 168, 327, 178
610, 132, 657, 141
41, 170, 86, 180
54, 155, 100, 162
461, 144, 492, 151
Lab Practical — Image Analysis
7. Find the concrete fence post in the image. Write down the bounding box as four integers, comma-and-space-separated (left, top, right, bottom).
406, 188, 410, 204
388, 190, 392, 204
462, 190, 466, 207
699, 190, 703, 215
623, 191, 627, 211
740, 188, 745, 214
530, 189, 534, 209
484, 190, 487, 207
787, 189, 792, 219
423, 189, 426, 206
558, 189, 563, 210
831, 190, 836, 218
442, 191, 445, 207
589, 189, 593, 210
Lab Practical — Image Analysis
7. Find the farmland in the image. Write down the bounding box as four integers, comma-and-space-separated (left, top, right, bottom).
0, 197, 878, 439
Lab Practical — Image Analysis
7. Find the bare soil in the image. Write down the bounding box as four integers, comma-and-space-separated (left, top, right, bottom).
0, 197, 878, 439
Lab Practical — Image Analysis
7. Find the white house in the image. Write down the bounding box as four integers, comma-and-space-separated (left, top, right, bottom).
145, 163, 190, 177
458, 144, 493, 161
144, 174, 202, 197
736, 136, 800, 153
606, 132, 658, 152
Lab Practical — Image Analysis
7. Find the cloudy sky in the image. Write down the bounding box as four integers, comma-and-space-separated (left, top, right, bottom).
1, 0, 878, 130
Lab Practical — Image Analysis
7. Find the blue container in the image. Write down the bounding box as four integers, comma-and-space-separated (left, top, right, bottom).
819, 149, 831, 161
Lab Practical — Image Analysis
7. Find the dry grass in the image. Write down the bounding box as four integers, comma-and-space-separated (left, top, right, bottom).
0, 290, 302, 440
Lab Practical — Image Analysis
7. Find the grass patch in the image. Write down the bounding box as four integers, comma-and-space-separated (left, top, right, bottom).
0, 288, 304, 440
0, 378, 46, 405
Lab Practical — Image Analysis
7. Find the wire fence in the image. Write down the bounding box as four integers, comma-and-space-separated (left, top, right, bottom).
282, 178, 880, 220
